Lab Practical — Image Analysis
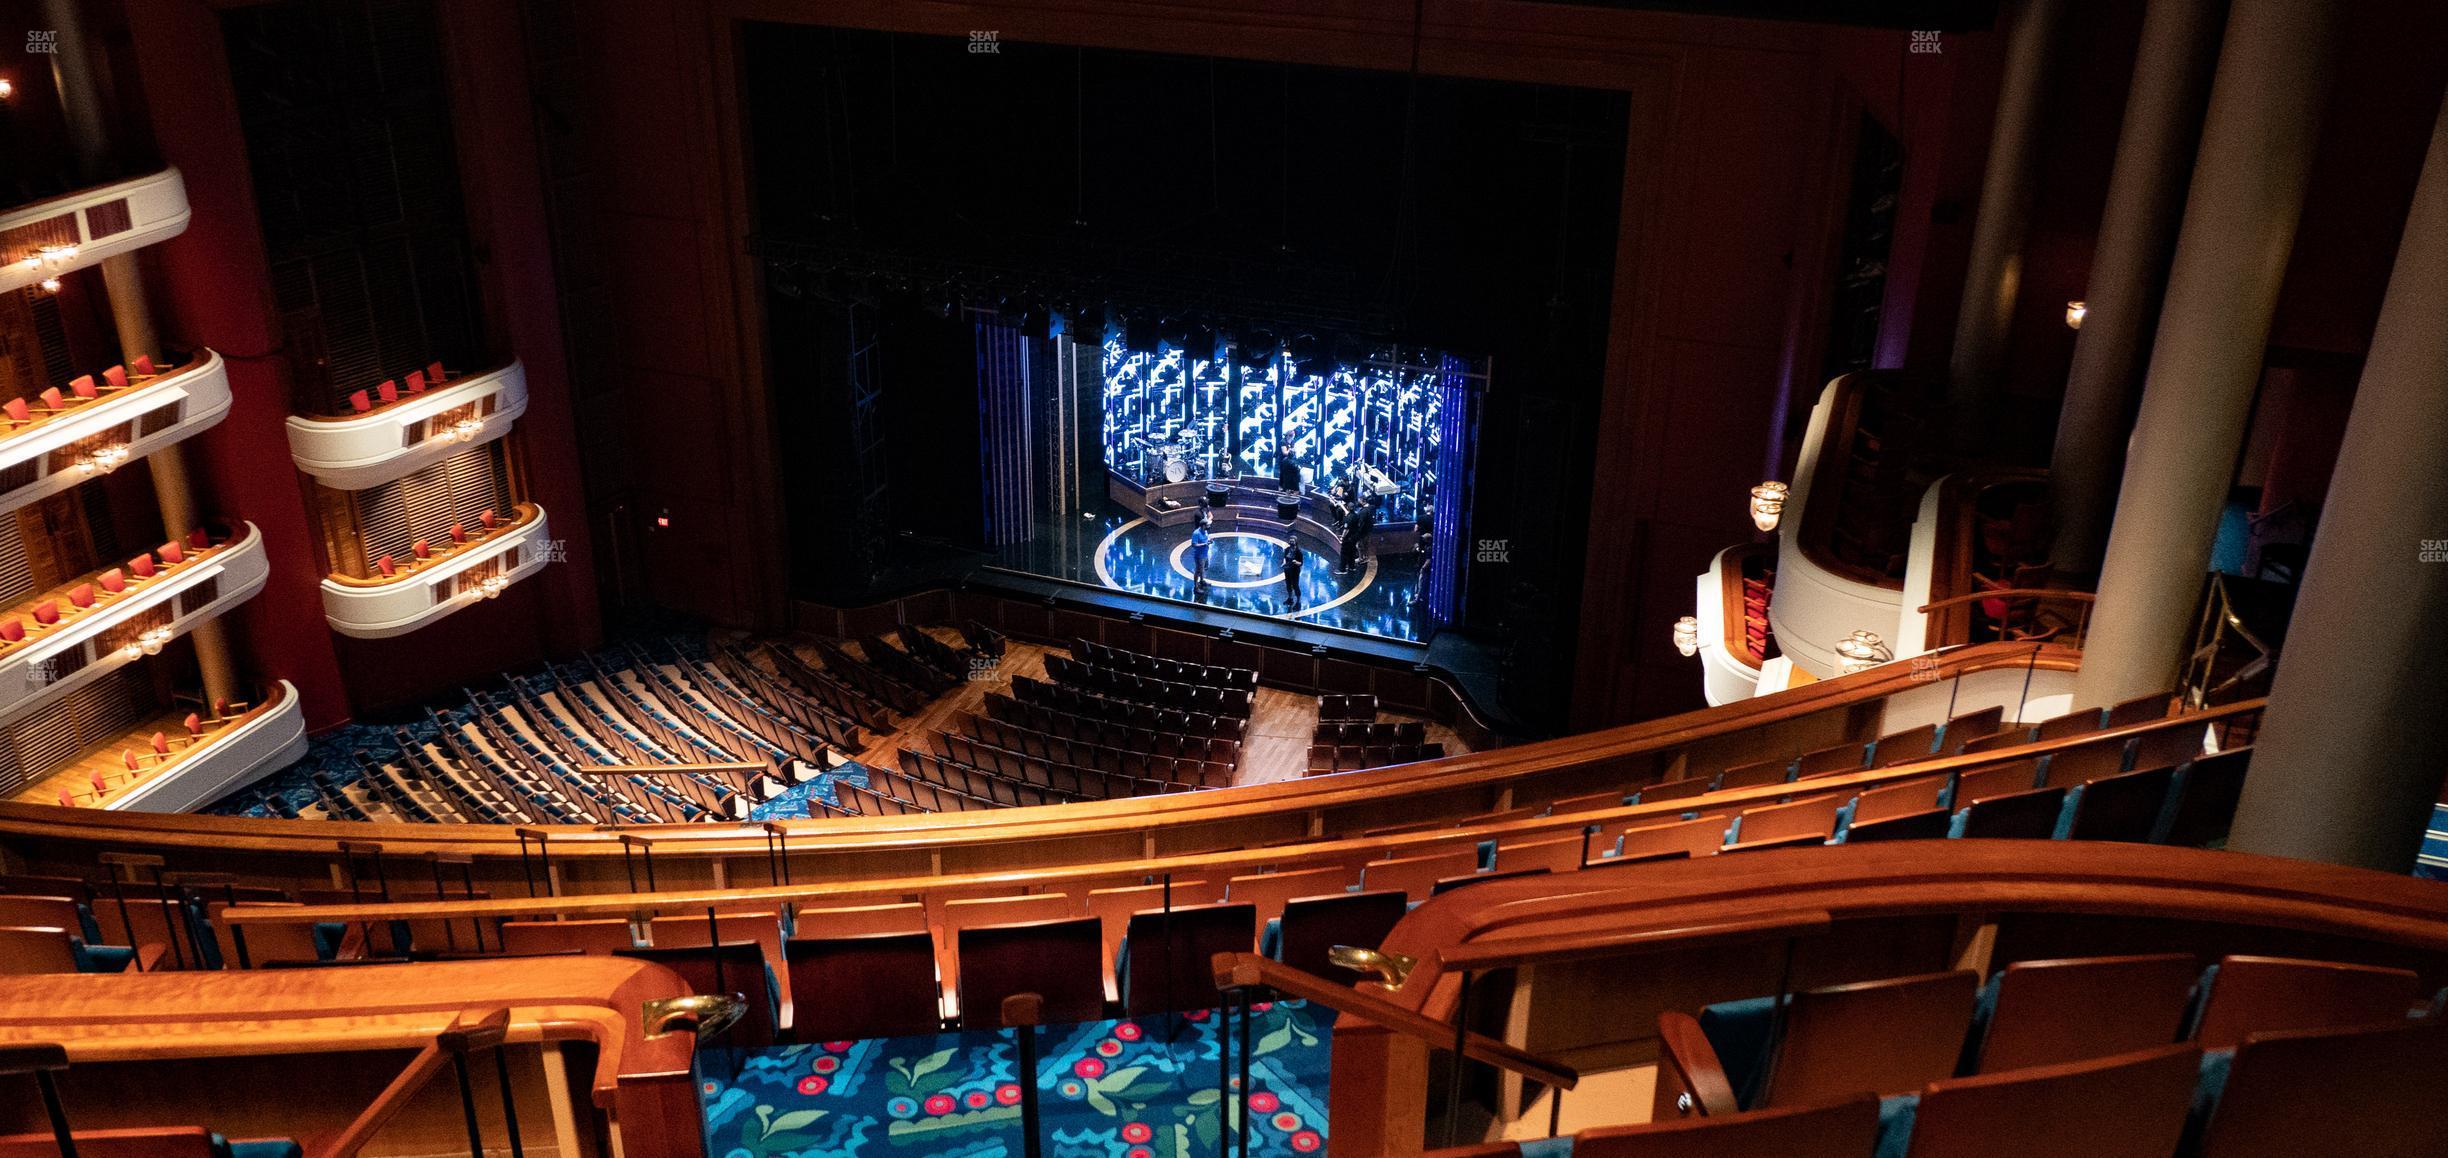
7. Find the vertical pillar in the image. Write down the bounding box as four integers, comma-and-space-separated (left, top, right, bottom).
2070, 0, 2341, 712
2227, 93, 2448, 872
46, 0, 242, 707
1944, 0, 2064, 441
2046, 0, 2224, 578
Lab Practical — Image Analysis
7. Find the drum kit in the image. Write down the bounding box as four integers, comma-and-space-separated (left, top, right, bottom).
1138, 430, 1203, 483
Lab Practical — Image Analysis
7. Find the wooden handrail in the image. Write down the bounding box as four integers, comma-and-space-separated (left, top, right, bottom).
1434, 910, 1833, 972
213, 702, 2264, 927
1210, 952, 1580, 1091
1917, 589, 2095, 615
0, 640, 2124, 863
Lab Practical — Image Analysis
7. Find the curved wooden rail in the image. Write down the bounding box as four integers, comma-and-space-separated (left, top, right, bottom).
1210, 953, 1581, 1091
0, 641, 2104, 877
1326, 842, 2448, 1153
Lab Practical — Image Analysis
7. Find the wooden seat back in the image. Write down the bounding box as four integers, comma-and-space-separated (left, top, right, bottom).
1606, 816, 1728, 860
1955, 787, 2067, 840
1730, 795, 1846, 845
2197, 1020, 2448, 1158
1080, 881, 1213, 974
1842, 808, 1953, 843
1120, 902, 1257, 1015
617, 941, 778, 1047
2163, 749, 2250, 847
1361, 848, 1483, 902
2065, 766, 2178, 843
0, 1126, 222, 1157
784, 932, 942, 1041
1496, 836, 1587, 875
649, 911, 792, 1029
499, 918, 637, 956
2038, 739, 2129, 788
2192, 955, 2422, 1050
1576, 1096, 1881, 1158
1902, 1043, 2201, 1158
1765, 969, 1977, 1106
789, 901, 929, 940
1713, 758, 1792, 791
955, 916, 1105, 1028
1276, 890, 1410, 980
0, 927, 78, 975
1226, 866, 1353, 929
1973, 953, 2198, 1073
1869, 723, 1940, 767
1851, 775, 1950, 824
1952, 760, 2042, 803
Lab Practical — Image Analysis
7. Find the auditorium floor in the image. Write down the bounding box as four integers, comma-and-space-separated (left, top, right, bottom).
839, 633, 1470, 786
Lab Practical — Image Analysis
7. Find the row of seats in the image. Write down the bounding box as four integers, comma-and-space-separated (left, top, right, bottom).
340, 359, 451, 413
980, 689, 1242, 763
364, 506, 515, 580
1044, 653, 1257, 719
1318, 692, 1380, 724
1306, 741, 1451, 774
709, 639, 873, 749
1615, 953, 2447, 1158
1314, 719, 1428, 746
803, 635, 933, 715
1011, 674, 1247, 739
743, 637, 901, 732
1069, 636, 1258, 691
0, 526, 216, 649
949, 713, 1233, 786
0, 353, 166, 431
56, 700, 251, 808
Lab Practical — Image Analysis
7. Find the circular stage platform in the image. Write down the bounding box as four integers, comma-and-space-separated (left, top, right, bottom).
1090, 516, 1425, 642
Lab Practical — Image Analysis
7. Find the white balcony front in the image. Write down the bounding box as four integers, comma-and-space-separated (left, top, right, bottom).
0, 351, 233, 518
1, 169, 192, 293
321, 504, 552, 638
105, 682, 308, 813
284, 360, 530, 490
0, 521, 272, 727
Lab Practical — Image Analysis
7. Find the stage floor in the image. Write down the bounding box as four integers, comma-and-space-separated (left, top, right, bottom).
995, 501, 1430, 643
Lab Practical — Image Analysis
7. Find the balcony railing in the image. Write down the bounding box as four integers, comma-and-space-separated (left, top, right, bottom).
0, 521, 272, 726
285, 361, 529, 490
0, 169, 192, 293
0, 350, 232, 518
321, 503, 552, 638
46, 682, 308, 814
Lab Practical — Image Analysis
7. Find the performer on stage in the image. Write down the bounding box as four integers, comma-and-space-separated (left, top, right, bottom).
1189, 513, 1212, 590
1282, 543, 1304, 611
1277, 455, 1303, 496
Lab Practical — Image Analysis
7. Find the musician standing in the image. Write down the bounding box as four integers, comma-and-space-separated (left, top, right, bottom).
1282, 543, 1305, 610
1189, 513, 1213, 590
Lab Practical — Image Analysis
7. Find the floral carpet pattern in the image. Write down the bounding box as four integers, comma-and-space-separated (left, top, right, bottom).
701, 1001, 1332, 1157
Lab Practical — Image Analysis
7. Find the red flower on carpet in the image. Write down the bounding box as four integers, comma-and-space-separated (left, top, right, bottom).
1292, 1130, 1323, 1152
824, 1041, 854, 1052
1096, 1039, 1124, 1057
996, 1084, 1024, 1105
1114, 1022, 1144, 1041
1273, 1112, 1302, 1132
1074, 1057, 1105, 1079
924, 1094, 957, 1115
1121, 1122, 1153, 1143
812, 1056, 839, 1074
1248, 1092, 1280, 1113
965, 1091, 991, 1109
796, 1075, 829, 1096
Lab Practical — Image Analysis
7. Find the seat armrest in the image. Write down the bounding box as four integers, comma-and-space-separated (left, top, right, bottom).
1655, 1010, 1743, 1118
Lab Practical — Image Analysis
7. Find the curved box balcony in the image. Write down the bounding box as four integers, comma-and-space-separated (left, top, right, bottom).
0, 521, 271, 727
1695, 544, 1769, 707
1771, 376, 1911, 678
285, 360, 530, 491
0, 168, 192, 293
0, 350, 233, 519
321, 503, 551, 638
105, 682, 308, 813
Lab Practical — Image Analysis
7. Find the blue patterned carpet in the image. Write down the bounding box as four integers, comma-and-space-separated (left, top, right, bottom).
701, 1001, 1332, 1157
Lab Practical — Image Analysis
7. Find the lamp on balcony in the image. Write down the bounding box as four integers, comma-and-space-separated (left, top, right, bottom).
1749, 481, 1789, 533
451, 417, 485, 444
478, 575, 510, 600
2065, 300, 2087, 329
1834, 630, 1892, 675
38, 277, 60, 294
1672, 615, 1701, 657
77, 445, 130, 476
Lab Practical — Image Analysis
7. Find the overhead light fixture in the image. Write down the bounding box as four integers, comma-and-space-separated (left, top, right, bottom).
2065, 300, 2087, 329
1749, 481, 1789, 533
78, 445, 130, 475
1834, 630, 1892, 675
1672, 615, 1701, 657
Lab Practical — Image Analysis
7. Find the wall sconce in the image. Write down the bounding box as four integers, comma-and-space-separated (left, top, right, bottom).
77, 445, 130, 476
0, 78, 15, 100
38, 277, 61, 295
451, 417, 484, 444
138, 627, 172, 656
478, 575, 510, 600
1749, 482, 1789, 533
1834, 630, 1893, 675
1672, 615, 1701, 657
2065, 300, 2087, 330
37, 243, 78, 268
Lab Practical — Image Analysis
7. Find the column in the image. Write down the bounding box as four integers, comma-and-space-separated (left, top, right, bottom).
2226, 93, 2448, 871
45, 0, 243, 707
2046, 0, 2224, 578
1944, 0, 2063, 441
2070, 0, 2341, 712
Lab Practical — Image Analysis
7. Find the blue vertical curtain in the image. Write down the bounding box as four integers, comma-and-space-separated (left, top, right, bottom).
976, 315, 1035, 546
1421, 354, 1478, 626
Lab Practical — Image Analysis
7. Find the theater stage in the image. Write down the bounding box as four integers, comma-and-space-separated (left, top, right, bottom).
993, 498, 1429, 643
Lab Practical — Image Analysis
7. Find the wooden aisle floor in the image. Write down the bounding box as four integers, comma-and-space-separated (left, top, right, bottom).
812, 632, 1469, 787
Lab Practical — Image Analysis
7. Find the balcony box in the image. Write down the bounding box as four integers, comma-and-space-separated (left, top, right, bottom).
0, 169, 191, 293
322, 504, 552, 638
106, 682, 308, 813
0, 350, 232, 518
285, 360, 530, 491
0, 521, 271, 727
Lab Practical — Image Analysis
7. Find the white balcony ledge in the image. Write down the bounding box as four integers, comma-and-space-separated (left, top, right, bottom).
285, 360, 530, 491
0, 350, 233, 519
0, 521, 272, 727
321, 504, 552, 638
106, 682, 308, 814
1, 169, 192, 293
